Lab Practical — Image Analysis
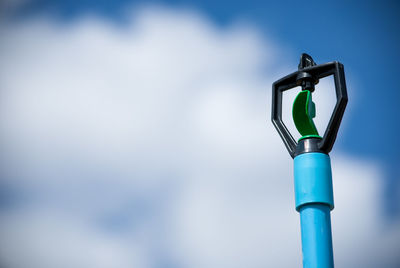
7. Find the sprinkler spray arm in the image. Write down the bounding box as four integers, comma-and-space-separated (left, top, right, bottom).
271, 53, 348, 158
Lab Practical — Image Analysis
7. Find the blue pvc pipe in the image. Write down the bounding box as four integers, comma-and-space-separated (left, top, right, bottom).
294, 152, 334, 268
299, 204, 334, 268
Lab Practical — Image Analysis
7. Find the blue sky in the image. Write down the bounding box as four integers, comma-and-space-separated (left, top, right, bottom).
10, 1, 400, 151
13, 0, 400, 214
0, 1, 399, 267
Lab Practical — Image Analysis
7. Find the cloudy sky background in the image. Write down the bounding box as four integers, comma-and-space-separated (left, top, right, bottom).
0, 1, 399, 267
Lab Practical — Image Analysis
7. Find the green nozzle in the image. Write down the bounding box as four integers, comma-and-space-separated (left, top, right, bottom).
292, 90, 321, 141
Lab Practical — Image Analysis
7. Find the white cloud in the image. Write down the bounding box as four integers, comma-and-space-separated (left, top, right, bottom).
0, 211, 149, 268
0, 6, 398, 268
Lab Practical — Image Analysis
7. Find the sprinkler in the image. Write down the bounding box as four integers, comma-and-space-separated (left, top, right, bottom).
271, 54, 348, 268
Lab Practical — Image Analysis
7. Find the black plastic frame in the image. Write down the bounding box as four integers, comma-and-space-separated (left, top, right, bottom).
271, 61, 348, 158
